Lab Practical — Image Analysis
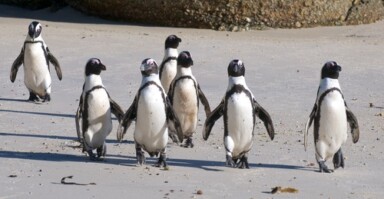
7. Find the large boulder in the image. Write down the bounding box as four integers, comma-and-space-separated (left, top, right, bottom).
2, 0, 383, 30
0, 0, 52, 9
0, 0, 66, 10
65, 0, 384, 30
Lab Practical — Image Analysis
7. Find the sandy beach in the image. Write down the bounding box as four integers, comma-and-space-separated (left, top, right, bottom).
0, 4, 383, 199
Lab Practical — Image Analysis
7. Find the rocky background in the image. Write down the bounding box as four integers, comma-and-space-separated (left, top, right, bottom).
1, 0, 384, 30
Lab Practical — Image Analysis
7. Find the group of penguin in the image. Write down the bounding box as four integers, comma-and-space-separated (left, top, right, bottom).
9, 21, 360, 173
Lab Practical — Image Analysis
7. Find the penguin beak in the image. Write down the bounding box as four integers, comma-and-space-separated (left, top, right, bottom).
99, 63, 106, 71
337, 65, 342, 71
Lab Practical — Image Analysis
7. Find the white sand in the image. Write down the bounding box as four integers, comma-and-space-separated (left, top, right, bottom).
0, 4, 383, 199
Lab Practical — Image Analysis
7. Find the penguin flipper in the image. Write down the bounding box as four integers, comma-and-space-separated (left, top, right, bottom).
253, 99, 275, 140
159, 56, 177, 80
202, 99, 224, 140
47, 49, 62, 80
167, 81, 174, 105
10, 48, 24, 82
75, 93, 83, 143
166, 98, 183, 143
346, 107, 359, 143
109, 97, 124, 123
197, 84, 211, 117
305, 104, 317, 151
117, 96, 137, 141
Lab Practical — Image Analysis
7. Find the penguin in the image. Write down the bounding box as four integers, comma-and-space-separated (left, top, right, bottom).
305, 61, 360, 173
117, 58, 183, 168
202, 59, 275, 169
75, 58, 124, 160
159, 35, 182, 94
168, 51, 211, 148
10, 21, 62, 102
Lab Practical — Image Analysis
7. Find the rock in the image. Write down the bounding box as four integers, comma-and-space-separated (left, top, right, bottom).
0, 0, 52, 9
295, 21, 302, 28
0, 0, 67, 10
2, 0, 383, 30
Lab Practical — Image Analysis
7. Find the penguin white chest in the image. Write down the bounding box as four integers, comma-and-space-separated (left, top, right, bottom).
172, 78, 199, 135
84, 89, 112, 147
318, 91, 348, 153
226, 93, 254, 157
135, 85, 168, 151
160, 60, 177, 93
23, 43, 51, 95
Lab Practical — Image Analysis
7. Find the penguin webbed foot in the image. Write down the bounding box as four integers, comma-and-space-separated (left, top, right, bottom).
96, 144, 106, 159
237, 156, 250, 169
168, 133, 180, 144
225, 155, 236, 168
86, 150, 97, 161
181, 137, 194, 148
333, 148, 344, 170
154, 152, 167, 168
318, 161, 333, 173
28, 92, 40, 102
42, 94, 51, 102
136, 148, 146, 165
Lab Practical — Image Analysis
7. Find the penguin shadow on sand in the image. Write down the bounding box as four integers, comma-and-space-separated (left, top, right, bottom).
0, 97, 32, 103
0, 97, 58, 104
166, 157, 310, 172
0, 131, 136, 166
0, 108, 75, 118
0, 149, 137, 166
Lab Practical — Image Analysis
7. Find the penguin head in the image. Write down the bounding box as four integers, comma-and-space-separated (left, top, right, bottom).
28, 21, 42, 41
140, 58, 158, 76
165, 35, 182, 49
85, 58, 106, 76
321, 61, 342, 79
228, 59, 245, 77
177, 51, 193, 68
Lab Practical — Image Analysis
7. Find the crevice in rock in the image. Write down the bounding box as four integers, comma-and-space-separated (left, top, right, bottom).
345, 0, 358, 22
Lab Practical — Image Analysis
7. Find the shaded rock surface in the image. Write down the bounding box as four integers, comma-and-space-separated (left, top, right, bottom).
0, 0, 66, 10
0, 0, 52, 10
2, 0, 384, 30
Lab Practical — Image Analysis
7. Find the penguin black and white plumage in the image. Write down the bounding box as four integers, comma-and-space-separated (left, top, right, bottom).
10, 21, 62, 102
168, 51, 211, 148
117, 58, 183, 168
75, 58, 124, 160
202, 59, 275, 169
305, 61, 360, 173
159, 35, 182, 93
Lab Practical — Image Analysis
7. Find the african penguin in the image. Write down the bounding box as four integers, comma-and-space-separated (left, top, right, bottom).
117, 58, 183, 168
168, 51, 211, 148
305, 61, 360, 173
10, 21, 62, 102
202, 59, 275, 169
75, 58, 124, 160
159, 35, 182, 93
